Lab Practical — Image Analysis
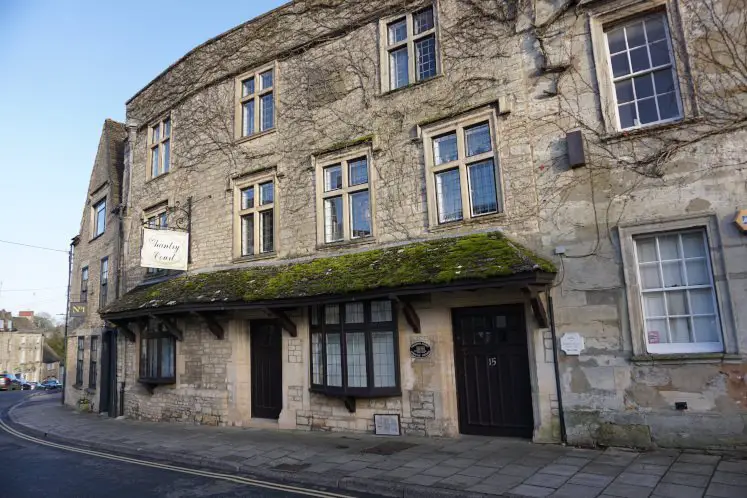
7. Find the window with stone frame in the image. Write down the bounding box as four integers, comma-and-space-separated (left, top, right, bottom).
93, 197, 107, 237
148, 116, 171, 178
309, 300, 400, 397
380, 4, 440, 92
235, 64, 275, 139
316, 153, 373, 244
145, 209, 168, 276
99, 257, 108, 309
421, 109, 502, 226
603, 11, 683, 131
89, 336, 98, 388
75, 336, 84, 386
80, 266, 89, 303
139, 322, 176, 384
632, 229, 723, 354
234, 176, 275, 258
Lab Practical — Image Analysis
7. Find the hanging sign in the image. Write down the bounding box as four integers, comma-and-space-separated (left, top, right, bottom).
69, 303, 87, 317
140, 228, 189, 271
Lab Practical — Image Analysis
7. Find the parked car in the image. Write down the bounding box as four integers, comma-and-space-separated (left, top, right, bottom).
0, 374, 22, 391
20, 380, 32, 390
39, 380, 62, 390
28, 382, 39, 390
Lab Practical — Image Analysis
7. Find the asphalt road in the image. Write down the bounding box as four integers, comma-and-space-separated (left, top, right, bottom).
0, 391, 352, 498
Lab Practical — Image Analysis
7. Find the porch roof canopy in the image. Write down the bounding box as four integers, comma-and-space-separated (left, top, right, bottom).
101, 232, 556, 319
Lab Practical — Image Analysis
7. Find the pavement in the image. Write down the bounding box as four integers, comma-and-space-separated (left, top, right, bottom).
6, 392, 747, 498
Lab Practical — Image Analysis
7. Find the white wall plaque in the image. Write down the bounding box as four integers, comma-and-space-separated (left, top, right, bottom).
373, 414, 401, 436
140, 228, 189, 271
560, 333, 584, 356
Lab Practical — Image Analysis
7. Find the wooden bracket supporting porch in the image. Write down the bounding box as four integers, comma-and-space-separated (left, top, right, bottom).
190, 311, 225, 340
107, 320, 136, 342
264, 308, 297, 337
522, 287, 549, 328
390, 295, 421, 334
149, 314, 184, 341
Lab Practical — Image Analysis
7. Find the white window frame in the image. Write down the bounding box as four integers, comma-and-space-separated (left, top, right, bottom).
420, 108, 502, 228
92, 197, 107, 238
379, 3, 441, 92
148, 115, 171, 179
234, 63, 277, 140
619, 214, 738, 357
144, 204, 169, 275
314, 147, 375, 245
232, 174, 277, 258
604, 12, 683, 131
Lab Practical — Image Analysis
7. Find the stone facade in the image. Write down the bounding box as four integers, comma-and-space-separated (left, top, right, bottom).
94, 0, 746, 448
65, 119, 127, 413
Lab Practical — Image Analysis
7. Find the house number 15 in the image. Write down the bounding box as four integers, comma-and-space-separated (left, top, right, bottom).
487, 357, 497, 366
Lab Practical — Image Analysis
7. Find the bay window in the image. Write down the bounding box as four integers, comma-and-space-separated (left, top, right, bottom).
139, 323, 176, 383
310, 300, 400, 397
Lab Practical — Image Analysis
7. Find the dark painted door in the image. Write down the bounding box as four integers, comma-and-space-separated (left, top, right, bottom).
452, 305, 534, 437
99, 329, 116, 416
250, 320, 283, 419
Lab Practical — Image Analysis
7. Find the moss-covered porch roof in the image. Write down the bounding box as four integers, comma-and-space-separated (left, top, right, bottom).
102, 232, 556, 318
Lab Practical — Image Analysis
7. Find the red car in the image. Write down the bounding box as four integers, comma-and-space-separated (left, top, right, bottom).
0, 373, 22, 391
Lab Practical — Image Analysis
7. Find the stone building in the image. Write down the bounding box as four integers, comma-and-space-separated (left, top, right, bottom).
65, 119, 127, 414
0, 311, 55, 382
92, 0, 745, 448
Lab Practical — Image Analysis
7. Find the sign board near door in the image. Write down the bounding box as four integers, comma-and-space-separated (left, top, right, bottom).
140, 228, 189, 270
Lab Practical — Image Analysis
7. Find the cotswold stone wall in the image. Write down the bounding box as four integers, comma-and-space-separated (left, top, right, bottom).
116, 0, 747, 447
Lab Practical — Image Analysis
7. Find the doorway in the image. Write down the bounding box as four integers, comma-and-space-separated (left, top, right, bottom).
452, 304, 534, 437
250, 320, 282, 419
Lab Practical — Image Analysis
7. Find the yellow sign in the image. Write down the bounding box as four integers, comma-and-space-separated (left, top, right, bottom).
70, 303, 87, 317
735, 209, 747, 234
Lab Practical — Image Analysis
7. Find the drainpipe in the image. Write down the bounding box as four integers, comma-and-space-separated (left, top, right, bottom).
548, 294, 567, 444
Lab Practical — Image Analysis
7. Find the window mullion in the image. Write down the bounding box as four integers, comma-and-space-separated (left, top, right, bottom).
677, 234, 697, 342
654, 237, 672, 344
364, 302, 375, 390
253, 195, 261, 255
406, 13, 416, 84
457, 129, 470, 218
339, 311, 349, 390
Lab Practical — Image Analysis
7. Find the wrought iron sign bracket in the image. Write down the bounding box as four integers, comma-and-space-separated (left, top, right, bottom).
390, 295, 421, 334
264, 308, 297, 337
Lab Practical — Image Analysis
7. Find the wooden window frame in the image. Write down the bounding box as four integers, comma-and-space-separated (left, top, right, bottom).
99, 257, 108, 309
309, 300, 401, 398
147, 115, 172, 179
232, 173, 277, 259
80, 266, 89, 303
420, 107, 503, 228
314, 147, 376, 245
75, 336, 84, 386
89, 336, 98, 388
379, 3, 441, 93
144, 204, 169, 277
234, 63, 277, 141
138, 323, 176, 384
92, 197, 107, 238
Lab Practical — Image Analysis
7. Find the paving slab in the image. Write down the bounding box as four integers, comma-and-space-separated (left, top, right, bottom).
651, 482, 704, 498
704, 482, 746, 498
603, 482, 654, 498
660, 471, 711, 487
613, 472, 662, 487
669, 462, 717, 476
710, 470, 747, 486
523, 472, 570, 488
552, 483, 605, 498
508, 484, 556, 497
568, 472, 616, 488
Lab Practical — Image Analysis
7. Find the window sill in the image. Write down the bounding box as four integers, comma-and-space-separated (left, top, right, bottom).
316, 236, 376, 252
138, 377, 176, 394
428, 211, 507, 233
89, 233, 105, 243
234, 128, 277, 145
601, 116, 701, 144
380, 73, 444, 98
232, 252, 277, 264
145, 171, 170, 185
73, 383, 83, 390
631, 352, 741, 365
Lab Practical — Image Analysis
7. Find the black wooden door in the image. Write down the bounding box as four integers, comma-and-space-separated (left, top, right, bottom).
250, 320, 283, 419
452, 305, 534, 437
99, 330, 111, 415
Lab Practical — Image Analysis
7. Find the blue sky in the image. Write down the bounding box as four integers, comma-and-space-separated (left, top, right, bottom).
0, 0, 286, 319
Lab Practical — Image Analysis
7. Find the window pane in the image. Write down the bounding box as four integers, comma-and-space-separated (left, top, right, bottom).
348, 158, 368, 186
148, 338, 158, 378
325, 304, 340, 324
646, 319, 668, 344
389, 47, 409, 89
152, 124, 160, 143
242, 100, 255, 136
638, 97, 658, 124
388, 18, 407, 44
693, 316, 719, 342
324, 196, 343, 242
435, 169, 463, 223
311, 333, 323, 385
242, 77, 255, 97
626, 22, 646, 48
163, 119, 171, 138
346, 332, 367, 388
689, 289, 715, 315
615, 80, 635, 103
659, 234, 680, 259
324, 164, 342, 192
151, 147, 160, 177
618, 102, 637, 129
372, 331, 396, 387
607, 27, 626, 54
464, 123, 492, 157
241, 187, 255, 210
433, 133, 458, 165
241, 214, 254, 256
162, 139, 170, 173
371, 301, 392, 322
345, 302, 364, 323
662, 261, 683, 287
649, 40, 671, 67
682, 232, 706, 258
657, 93, 679, 120
646, 16, 666, 42
260, 70, 273, 90
634, 74, 654, 99
669, 317, 692, 343
259, 210, 274, 253
415, 35, 437, 81
653, 69, 675, 94
326, 334, 342, 387
259, 181, 274, 205
260, 93, 274, 131
642, 293, 665, 318
640, 264, 662, 289
161, 337, 175, 378
96, 201, 106, 235
666, 291, 688, 315
630, 46, 650, 73
636, 238, 658, 263
611, 53, 630, 78
350, 190, 371, 238
685, 259, 709, 286
468, 160, 498, 216
413, 6, 434, 34
310, 306, 318, 325
158, 212, 168, 228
